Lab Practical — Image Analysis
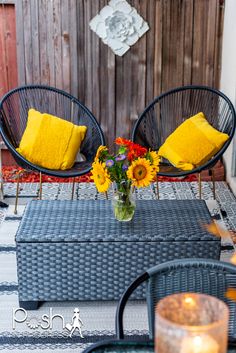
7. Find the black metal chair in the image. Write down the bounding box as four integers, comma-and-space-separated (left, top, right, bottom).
116, 258, 236, 343
0, 85, 105, 212
132, 86, 236, 199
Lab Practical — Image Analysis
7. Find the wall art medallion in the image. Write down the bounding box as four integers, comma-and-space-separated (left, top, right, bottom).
89, 0, 149, 56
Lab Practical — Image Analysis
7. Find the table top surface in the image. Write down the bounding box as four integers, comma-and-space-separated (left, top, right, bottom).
16, 199, 217, 243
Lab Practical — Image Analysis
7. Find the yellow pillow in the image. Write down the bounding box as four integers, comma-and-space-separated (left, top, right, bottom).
158, 112, 229, 170
16, 109, 87, 170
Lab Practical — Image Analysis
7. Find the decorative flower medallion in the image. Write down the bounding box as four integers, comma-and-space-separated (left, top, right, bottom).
89, 0, 149, 56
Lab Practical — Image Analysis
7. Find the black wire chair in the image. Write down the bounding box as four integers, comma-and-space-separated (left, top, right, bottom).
116, 259, 236, 343
132, 86, 236, 199
0, 85, 105, 212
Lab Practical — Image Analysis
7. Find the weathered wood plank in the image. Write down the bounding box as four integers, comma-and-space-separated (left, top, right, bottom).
69, 0, 78, 97
161, 0, 171, 92
146, 0, 155, 104
205, 0, 218, 87
174, 0, 184, 88
22, 0, 33, 83
46, 0, 55, 88
213, 0, 224, 89
61, 0, 70, 93
84, 0, 93, 110
129, 0, 142, 131
30, 0, 40, 85
4, 4, 17, 90
38, 0, 49, 84
183, 0, 193, 85
15, 0, 25, 86
192, 0, 209, 85
0, 5, 8, 96
136, 0, 147, 119
76, 0, 85, 102
106, 49, 116, 147
53, 0, 63, 90
154, 0, 162, 98
91, 0, 100, 122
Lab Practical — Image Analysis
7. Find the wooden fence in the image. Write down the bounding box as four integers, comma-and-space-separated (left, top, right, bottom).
1, 0, 224, 147
0, 3, 17, 96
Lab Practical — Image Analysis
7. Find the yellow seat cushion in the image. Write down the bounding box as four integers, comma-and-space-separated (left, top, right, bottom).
158, 112, 229, 170
16, 109, 87, 170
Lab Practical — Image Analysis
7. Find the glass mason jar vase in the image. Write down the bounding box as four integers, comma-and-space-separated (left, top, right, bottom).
112, 181, 136, 222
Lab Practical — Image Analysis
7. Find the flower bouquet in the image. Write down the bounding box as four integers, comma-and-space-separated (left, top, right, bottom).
91, 138, 160, 222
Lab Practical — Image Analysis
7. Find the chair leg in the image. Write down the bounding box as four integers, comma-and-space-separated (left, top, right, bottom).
39, 172, 43, 200
211, 169, 216, 200
14, 173, 20, 215
156, 178, 160, 200
71, 178, 75, 200
198, 173, 202, 199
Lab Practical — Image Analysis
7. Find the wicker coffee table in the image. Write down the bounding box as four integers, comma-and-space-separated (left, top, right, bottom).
16, 199, 220, 309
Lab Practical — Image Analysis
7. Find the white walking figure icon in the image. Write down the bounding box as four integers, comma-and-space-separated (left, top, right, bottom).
65, 308, 84, 338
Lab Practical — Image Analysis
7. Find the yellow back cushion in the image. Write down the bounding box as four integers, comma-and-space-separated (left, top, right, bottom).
158, 112, 229, 170
16, 109, 87, 170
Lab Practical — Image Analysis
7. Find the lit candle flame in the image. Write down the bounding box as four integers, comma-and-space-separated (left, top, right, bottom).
180, 334, 219, 353
183, 295, 196, 308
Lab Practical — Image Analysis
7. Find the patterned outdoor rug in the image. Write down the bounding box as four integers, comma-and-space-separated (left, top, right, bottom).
0, 181, 236, 352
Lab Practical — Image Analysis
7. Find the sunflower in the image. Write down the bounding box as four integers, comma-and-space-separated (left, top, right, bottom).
94, 145, 108, 162
148, 150, 160, 173
91, 161, 111, 192
127, 158, 155, 188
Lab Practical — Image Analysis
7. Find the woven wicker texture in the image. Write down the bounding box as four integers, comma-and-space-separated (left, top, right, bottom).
16, 199, 218, 242
17, 241, 220, 302
16, 200, 220, 303
147, 260, 236, 341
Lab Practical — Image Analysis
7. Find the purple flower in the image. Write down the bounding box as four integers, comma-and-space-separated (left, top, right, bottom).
122, 165, 128, 171
115, 154, 126, 162
106, 159, 114, 167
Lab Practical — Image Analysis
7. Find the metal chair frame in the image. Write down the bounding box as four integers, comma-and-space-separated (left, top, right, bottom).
0, 85, 105, 212
132, 85, 236, 199
115, 258, 236, 342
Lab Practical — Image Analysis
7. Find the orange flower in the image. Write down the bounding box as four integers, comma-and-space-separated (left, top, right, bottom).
127, 144, 147, 161
115, 137, 131, 146
115, 137, 147, 161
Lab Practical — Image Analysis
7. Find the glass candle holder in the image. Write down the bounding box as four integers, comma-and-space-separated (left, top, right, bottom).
155, 293, 229, 353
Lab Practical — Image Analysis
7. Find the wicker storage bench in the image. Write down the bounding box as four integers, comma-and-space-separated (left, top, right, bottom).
16, 199, 220, 309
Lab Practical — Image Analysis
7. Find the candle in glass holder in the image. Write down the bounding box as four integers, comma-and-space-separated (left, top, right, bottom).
180, 334, 219, 353
155, 293, 229, 353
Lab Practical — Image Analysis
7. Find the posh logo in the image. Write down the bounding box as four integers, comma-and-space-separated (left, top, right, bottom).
12, 307, 84, 338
